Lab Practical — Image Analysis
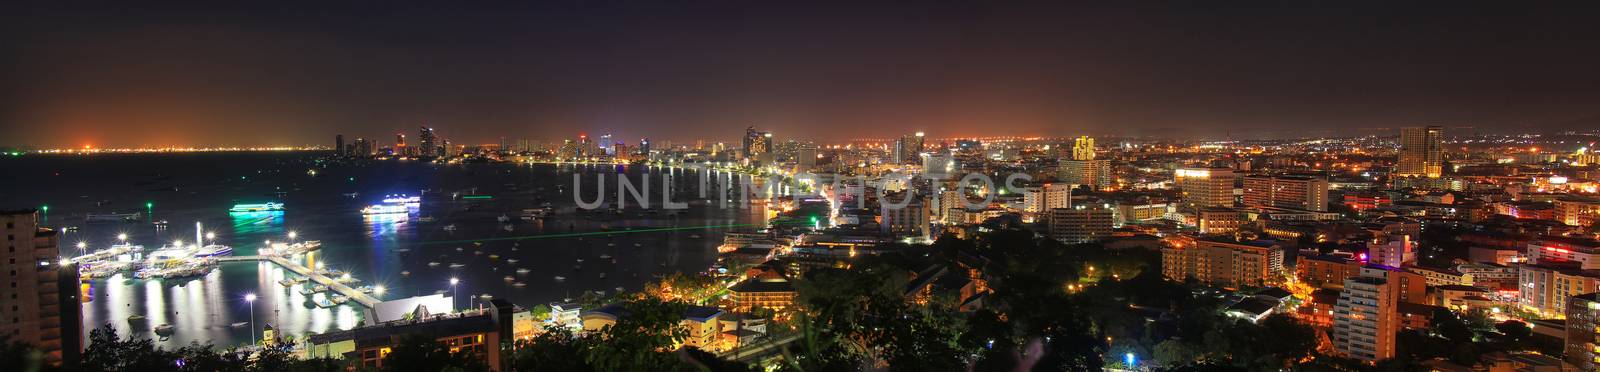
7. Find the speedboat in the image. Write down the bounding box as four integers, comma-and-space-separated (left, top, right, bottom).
428, 262, 441, 267
504, 276, 515, 282
230, 322, 249, 328
516, 268, 530, 274
449, 263, 466, 268
154, 324, 175, 336
553, 276, 566, 281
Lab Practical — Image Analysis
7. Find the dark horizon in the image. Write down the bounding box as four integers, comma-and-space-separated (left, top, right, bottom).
4, 1, 1600, 147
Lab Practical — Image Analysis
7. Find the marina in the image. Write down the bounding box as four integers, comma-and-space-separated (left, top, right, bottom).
15, 155, 742, 348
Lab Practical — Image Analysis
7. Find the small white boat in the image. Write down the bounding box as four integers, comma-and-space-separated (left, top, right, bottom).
598, 254, 613, 260
503, 276, 515, 282
599, 272, 606, 279
230, 322, 249, 328
513, 282, 527, 288
576, 258, 584, 263
401, 270, 411, 276
507, 258, 519, 264
474, 250, 483, 255
497, 215, 511, 223
154, 324, 175, 336
443, 224, 458, 231
516, 268, 531, 274
553, 276, 566, 281
449, 263, 466, 268
455, 247, 464, 252
428, 262, 441, 267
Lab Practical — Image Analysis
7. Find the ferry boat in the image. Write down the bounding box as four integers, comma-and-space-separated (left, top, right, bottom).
154, 324, 175, 336
86, 212, 141, 223
193, 244, 233, 258
229, 202, 284, 213
362, 204, 409, 215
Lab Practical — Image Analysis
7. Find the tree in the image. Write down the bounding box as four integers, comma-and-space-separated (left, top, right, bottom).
0, 335, 52, 372
1153, 339, 1199, 369
510, 329, 592, 372
380, 334, 487, 372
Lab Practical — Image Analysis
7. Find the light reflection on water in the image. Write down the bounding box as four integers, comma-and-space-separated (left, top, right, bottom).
35, 157, 745, 348
83, 262, 362, 349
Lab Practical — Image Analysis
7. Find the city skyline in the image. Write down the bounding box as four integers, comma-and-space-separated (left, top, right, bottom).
6, 2, 1600, 148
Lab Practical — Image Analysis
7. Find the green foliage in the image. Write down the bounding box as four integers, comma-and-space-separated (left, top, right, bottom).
80, 324, 345, 372
380, 334, 487, 372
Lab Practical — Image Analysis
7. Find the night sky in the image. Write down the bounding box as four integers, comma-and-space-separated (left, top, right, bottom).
4, 1, 1599, 147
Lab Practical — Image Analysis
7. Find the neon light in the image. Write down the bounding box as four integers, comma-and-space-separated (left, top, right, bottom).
462, 195, 493, 200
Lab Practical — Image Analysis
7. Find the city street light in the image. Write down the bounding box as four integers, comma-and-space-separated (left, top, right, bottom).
117, 233, 128, 242
205, 232, 216, 242
76, 241, 87, 255
374, 285, 386, 296
287, 231, 298, 243
244, 293, 258, 346
449, 277, 460, 310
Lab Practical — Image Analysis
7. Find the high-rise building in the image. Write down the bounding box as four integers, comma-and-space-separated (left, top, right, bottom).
1175, 168, 1236, 209
1057, 136, 1111, 189
1048, 205, 1114, 244
1161, 237, 1284, 288
880, 194, 930, 240
1334, 275, 1398, 363
0, 209, 82, 366
796, 145, 817, 172
418, 127, 438, 157
1567, 293, 1600, 371
1518, 263, 1600, 317
1070, 136, 1096, 161
1058, 159, 1111, 190
1526, 236, 1600, 270
598, 134, 614, 155
335, 134, 345, 156
1395, 126, 1444, 178
638, 138, 651, 160
353, 138, 371, 157
1242, 174, 1329, 211
743, 127, 768, 162
892, 132, 925, 164
1022, 184, 1071, 213
1368, 236, 1415, 268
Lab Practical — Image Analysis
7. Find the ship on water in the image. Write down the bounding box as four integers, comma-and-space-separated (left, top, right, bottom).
228, 202, 284, 213
85, 212, 141, 223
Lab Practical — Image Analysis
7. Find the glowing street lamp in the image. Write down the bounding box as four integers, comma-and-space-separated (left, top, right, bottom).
244, 293, 258, 345
287, 231, 298, 243
206, 232, 216, 241
76, 241, 87, 254
117, 233, 128, 242
449, 277, 460, 310
374, 285, 387, 296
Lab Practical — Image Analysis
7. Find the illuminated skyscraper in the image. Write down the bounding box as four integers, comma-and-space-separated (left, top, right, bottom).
1395, 126, 1443, 178
1334, 275, 1398, 362
638, 138, 651, 160
599, 134, 614, 155
744, 127, 773, 165
1242, 174, 1329, 211
0, 209, 81, 366
893, 132, 925, 164
419, 126, 438, 157
1071, 136, 1096, 161
1175, 167, 1236, 209
1059, 136, 1110, 189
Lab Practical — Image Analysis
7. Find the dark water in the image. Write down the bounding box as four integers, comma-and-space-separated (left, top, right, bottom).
0, 153, 765, 348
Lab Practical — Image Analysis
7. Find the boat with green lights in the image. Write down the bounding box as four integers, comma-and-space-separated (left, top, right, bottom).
229, 202, 284, 212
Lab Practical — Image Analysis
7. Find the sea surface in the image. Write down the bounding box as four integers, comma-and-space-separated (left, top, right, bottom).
0, 153, 766, 348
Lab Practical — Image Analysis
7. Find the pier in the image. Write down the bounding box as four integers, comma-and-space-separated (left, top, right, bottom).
218, 255, 382, 308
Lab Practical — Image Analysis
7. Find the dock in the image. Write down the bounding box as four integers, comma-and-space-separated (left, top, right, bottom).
218, 255, 381, 308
